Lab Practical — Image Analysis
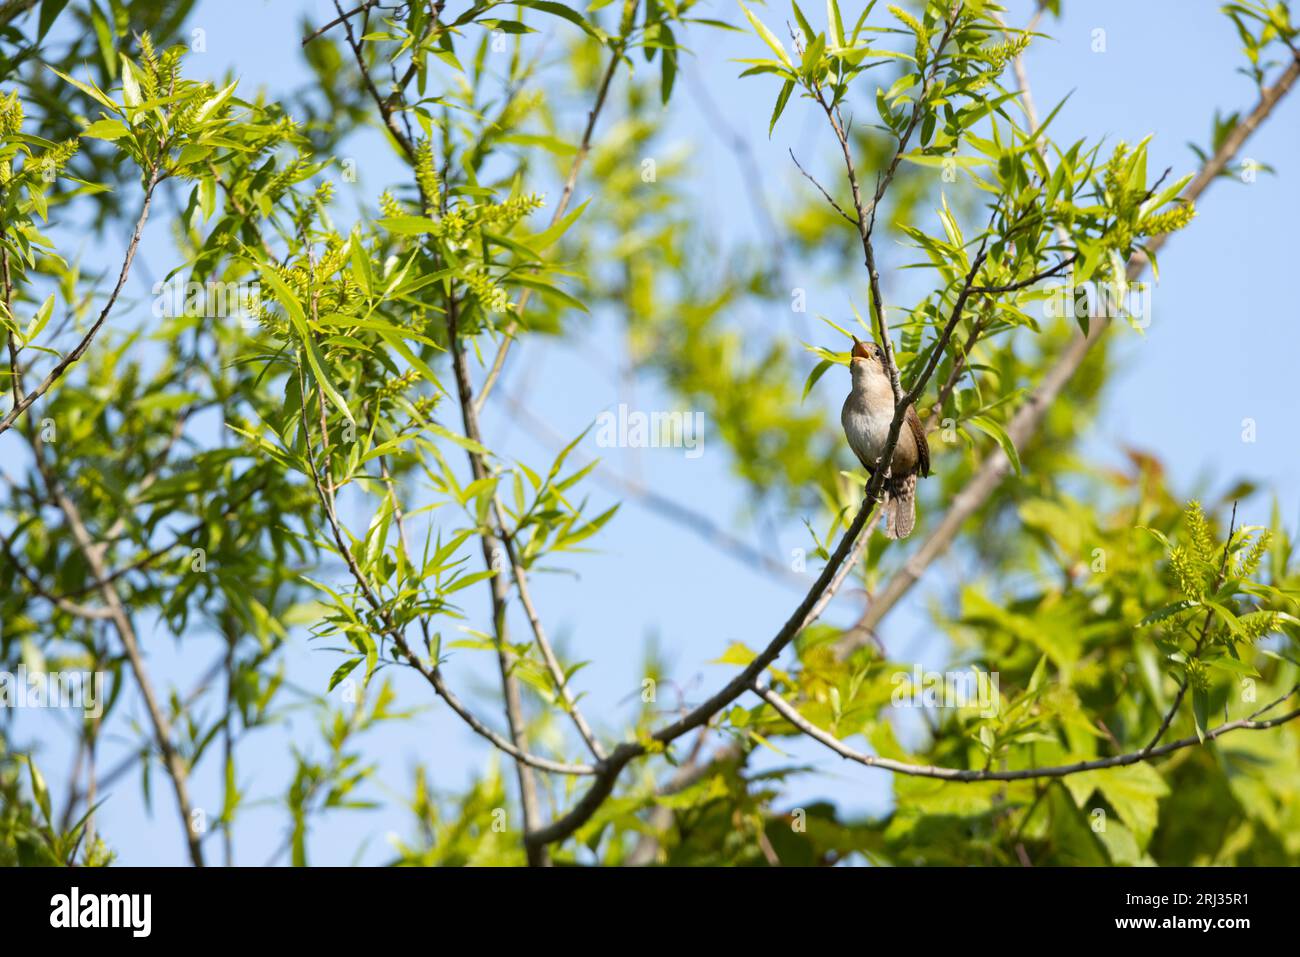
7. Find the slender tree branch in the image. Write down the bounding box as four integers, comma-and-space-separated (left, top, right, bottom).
327, 9, 560, 863
0, 164, 162, 437
753, 682, 1300, 783
524, 466, 889, 850
523, 5, 994, 853
0, 526, 116, 619
332, 0, 416, 159
32, 450, 205, 866
2, 250, 22, 412
61, 654, 228, 822
789, 148, 858, 226
328, 5, 609, 861
969, 252, 1078, 294
302, 0, 382, 47
442, 290, 550, 865
495, 499, 606, 759
475, 37, 629, 412
815, 5, 963, 404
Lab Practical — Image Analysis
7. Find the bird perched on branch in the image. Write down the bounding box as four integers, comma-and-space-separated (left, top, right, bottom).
841, 337, 930, 539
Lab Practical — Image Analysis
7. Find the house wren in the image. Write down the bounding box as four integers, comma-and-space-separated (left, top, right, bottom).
840, 338, 930, 538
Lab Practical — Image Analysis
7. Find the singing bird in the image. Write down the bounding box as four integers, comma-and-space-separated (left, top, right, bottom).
841, 338, 930, 539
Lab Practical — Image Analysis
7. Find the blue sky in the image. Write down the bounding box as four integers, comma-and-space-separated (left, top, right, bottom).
9, 0, 1300, 864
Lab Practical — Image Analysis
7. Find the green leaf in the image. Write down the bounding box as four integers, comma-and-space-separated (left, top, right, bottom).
90, 1, 115, 75
349, 236, 374, 296
376, 329, 447, 399
82, 118, 129, 140
443, 568, 498, 595
738, 2, 793, 69
1203, 655, 1258, 677
968, 415, 1021, 475
1191, 686, 1209, 743
26, 756, 51, 825
769, 79, 795, 136
377, 216, 440, 235
1203, 600, 1244, 637
38, 0, 71, 40
515, 0, 599, 38
499, 133, 577, 156
509, 274, 587, 313
800, 32, 826, 80
826, 0, 845, 48
194, 79, 239, 124
328, 657, 362, 691
119, 55, 142, 108
258, 266, 354, 424
1138, 599, 1198, 627
802, 358, 832, 400
23, 293, 55, 344
526, 199, 590, 250
660, 24, 678, 103
423, 420, 489, 456
712, 642, 757, 666
1065, 764, 1169, 847
48, 67, 119, 113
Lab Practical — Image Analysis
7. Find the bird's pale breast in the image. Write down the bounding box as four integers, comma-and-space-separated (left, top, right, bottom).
842, 390, 918, 475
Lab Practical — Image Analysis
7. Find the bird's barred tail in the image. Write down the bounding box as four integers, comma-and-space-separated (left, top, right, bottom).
883, 473, 917, 539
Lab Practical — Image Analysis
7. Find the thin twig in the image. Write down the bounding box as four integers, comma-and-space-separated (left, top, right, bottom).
969, 253, 1078, 294
789, 148, 858, 226
302, 0, 381, 47
1, 164, 162, 437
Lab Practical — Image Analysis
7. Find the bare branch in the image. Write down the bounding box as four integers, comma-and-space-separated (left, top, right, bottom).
302, 0, 382, 47
789, 149, 858, 227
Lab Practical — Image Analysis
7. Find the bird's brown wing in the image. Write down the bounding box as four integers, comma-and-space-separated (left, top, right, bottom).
906, 403, 930, 478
